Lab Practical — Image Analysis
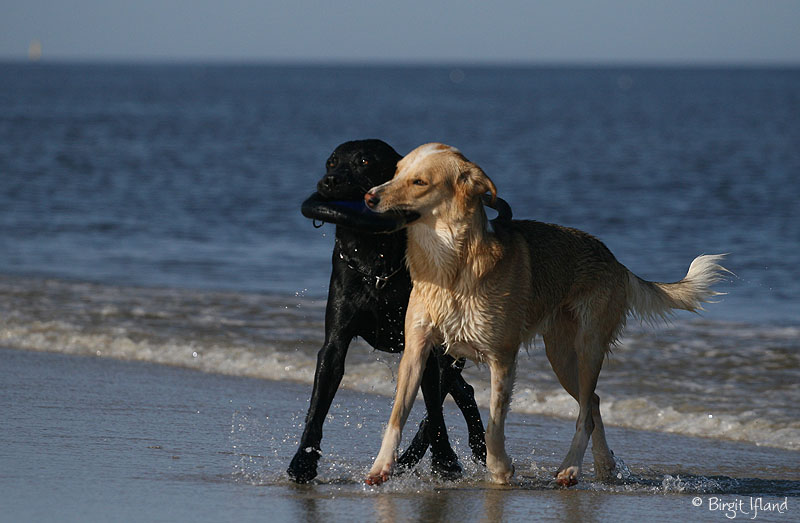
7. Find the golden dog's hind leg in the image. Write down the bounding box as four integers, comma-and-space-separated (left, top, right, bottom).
486, 356, 517, 484
552, 327, 608, 487
587, 394, 617, 481
365, 323, 432, 485
544, 326, 617, 484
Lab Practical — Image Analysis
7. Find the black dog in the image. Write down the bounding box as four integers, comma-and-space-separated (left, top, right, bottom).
288, 140, 511, 483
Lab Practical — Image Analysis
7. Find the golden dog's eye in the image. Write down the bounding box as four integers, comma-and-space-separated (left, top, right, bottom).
413, 179, 427, 186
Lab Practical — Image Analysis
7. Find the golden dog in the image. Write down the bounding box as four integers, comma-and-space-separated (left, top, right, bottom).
363, 143, 728, 486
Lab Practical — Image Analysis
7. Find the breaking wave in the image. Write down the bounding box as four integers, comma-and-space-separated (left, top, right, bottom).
2, 275, 798, 451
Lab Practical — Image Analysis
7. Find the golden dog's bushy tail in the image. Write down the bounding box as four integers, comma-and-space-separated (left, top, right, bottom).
625, 254, 730, 324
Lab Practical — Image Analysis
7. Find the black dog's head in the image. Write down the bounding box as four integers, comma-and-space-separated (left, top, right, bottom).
317, 139, 402, 200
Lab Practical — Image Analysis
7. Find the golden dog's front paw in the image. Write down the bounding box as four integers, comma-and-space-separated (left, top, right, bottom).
365, 463, 393, 486
555, 466, 580, 487
365, 471, 391, 486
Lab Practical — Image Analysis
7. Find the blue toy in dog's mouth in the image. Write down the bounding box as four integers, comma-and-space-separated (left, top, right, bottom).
301, 192, 420, 233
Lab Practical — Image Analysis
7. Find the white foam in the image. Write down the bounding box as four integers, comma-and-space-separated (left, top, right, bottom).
1, 276, 798, 452
507, 386, 800, 451
5, 315, 797, 451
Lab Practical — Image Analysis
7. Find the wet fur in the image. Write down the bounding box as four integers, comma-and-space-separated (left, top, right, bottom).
364, 143, 728, 486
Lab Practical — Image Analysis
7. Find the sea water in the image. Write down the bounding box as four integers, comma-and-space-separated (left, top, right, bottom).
1, 63, 798, 453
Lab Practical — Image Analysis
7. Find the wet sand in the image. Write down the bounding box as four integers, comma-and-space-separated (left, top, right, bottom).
1, 347, 797, 522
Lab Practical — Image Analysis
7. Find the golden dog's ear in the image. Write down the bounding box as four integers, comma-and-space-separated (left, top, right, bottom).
458, 164, 497, 204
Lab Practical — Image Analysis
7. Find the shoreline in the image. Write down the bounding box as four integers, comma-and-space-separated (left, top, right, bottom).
3, 341, 798, 454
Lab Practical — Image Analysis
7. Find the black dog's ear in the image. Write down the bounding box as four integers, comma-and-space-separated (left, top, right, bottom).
458, 164, 497, 204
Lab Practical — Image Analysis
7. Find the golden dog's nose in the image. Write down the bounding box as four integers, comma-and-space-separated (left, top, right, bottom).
365, 192, 380, 209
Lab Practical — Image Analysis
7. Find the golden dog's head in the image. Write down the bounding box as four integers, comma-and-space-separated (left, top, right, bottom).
364, 143, 496, 219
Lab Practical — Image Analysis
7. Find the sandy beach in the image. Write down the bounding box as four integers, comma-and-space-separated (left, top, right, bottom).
1, 347, 797, 522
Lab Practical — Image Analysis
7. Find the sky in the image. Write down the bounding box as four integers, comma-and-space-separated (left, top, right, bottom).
2, 0, 799, 65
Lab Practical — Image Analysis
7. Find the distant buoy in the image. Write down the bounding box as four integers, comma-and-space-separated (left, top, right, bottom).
28, 40, 42, 62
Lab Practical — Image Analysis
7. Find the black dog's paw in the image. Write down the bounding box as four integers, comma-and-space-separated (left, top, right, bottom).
396, 428, 429, 471
395, 451, 424, 473
287, 447, 321, 483
431, 445, 463, 481
431, 453, 463, 481
469, 435, 487, 466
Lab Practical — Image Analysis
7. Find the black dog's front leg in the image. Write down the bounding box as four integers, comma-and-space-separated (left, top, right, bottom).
445, 365, 486, 465
396, 351, 462, 478
287, 338, 349, 483
397, 355, 486, 469
421, 351, 462, 478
